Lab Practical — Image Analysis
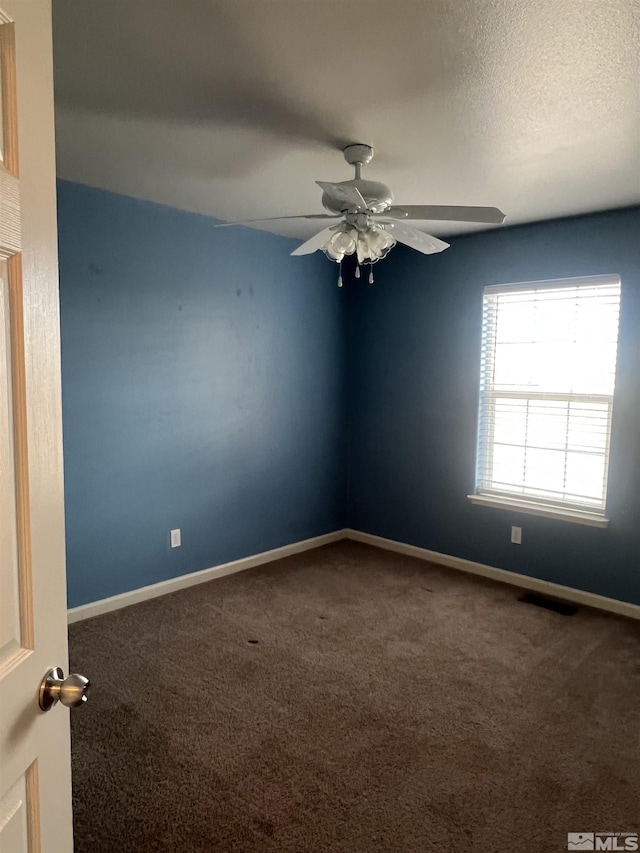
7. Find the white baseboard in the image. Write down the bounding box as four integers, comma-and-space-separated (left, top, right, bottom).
67, 529, 347, 624
344, 528, 640, 621
68, 526, 640, 625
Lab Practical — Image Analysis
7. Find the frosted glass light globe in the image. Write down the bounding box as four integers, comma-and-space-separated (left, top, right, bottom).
330, 230, 356, 256
325, 244, 345, 261
367, 228, 387, 254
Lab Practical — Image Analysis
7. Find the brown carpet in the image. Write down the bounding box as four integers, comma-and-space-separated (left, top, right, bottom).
68, 540, 640, 853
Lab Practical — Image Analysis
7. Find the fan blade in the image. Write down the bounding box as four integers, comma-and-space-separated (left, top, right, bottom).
384, 205, 506, 224
381, 222, 450, 255
316, 181, 367, 211
214, 214, 340, 227
290, 225, 340, 256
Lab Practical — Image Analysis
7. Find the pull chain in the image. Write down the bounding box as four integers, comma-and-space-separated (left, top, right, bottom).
355, 264, 361, 279
369, 266, 374, 285
337, 261, 343, 288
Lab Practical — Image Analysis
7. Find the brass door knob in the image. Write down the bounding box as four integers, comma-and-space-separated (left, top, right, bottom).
39, 667, 90, 711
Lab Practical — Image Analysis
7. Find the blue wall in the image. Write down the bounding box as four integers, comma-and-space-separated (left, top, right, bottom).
58, 181, 346, 608
346, 208, 640, 605
58, 184, 640, 610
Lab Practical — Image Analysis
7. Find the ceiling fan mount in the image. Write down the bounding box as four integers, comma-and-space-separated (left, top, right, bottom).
342, 143, 374, 168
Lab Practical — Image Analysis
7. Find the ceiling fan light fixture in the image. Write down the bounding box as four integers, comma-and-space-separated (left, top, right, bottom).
364, 225, 396, 260
354, 224, 396, 264
321, 223, 396, 265
323, 226, 357, 261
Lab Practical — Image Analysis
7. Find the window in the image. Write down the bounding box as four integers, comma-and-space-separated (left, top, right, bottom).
470, 275, 621, 526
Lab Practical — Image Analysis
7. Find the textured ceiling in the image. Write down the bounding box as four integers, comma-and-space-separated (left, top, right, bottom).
52, 0, 640, 241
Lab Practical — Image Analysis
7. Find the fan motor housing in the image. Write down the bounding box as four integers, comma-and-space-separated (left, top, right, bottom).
321, 179, 394, 214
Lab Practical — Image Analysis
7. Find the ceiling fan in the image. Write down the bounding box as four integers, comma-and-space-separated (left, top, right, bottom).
216, 144, 506, 285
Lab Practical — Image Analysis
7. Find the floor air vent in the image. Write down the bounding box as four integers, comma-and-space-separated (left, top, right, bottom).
518, 592, 579, 616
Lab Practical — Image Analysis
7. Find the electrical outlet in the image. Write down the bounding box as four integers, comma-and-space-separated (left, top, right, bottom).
170, 528, 181, 548
511, 526, 522, 545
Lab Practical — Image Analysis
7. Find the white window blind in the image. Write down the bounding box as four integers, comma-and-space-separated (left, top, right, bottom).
475, 275, 621, 518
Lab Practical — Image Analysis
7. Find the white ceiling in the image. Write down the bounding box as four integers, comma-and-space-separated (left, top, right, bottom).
52, 0, 640, 241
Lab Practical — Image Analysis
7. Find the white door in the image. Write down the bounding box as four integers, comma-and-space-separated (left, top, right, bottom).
0, 2, 76, 850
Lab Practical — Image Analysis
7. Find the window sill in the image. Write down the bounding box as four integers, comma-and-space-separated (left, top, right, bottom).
467, 494, 609, 528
